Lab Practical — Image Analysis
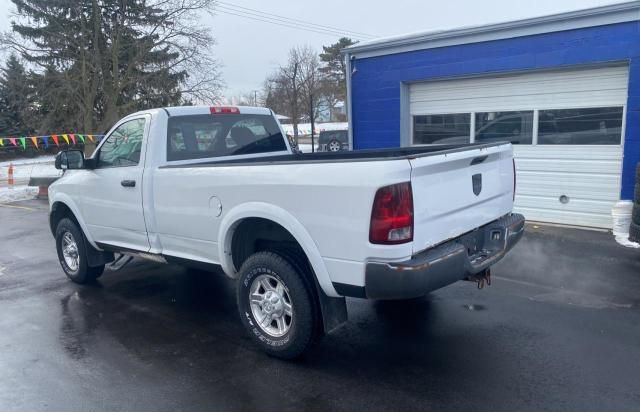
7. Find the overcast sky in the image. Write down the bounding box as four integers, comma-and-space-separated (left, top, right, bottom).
0, 0, 625, 98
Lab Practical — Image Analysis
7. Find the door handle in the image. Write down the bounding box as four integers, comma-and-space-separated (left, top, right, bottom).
121, 180, 136, 187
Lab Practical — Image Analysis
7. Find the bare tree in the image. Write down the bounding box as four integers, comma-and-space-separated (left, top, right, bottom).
262, 46, 325, 146
297, 46, 323, 152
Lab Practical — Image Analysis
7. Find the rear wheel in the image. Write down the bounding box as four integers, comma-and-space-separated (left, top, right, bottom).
632, 206, 640, 226
236, 251, 319, 359
55, 218, 104, 284
630, 221, 640, 243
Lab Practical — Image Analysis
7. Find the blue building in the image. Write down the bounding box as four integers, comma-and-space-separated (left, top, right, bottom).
344, 1, 640, 229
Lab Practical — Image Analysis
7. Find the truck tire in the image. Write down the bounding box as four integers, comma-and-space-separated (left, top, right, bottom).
237, 251, 318, 359
55, 218, 104, 284
327, 139, 343, 152
630, 222, 640, 243
633, 206, 640, 226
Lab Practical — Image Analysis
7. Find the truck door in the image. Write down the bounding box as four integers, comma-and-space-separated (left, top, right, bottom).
78, 115, 151, 252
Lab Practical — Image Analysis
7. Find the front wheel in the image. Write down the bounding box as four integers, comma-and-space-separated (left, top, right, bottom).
236, 251, 319, 359
327, 139, 342, 152
55, 218, 104, 284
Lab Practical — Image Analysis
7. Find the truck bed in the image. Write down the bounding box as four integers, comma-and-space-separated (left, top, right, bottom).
160, 142, 507, 168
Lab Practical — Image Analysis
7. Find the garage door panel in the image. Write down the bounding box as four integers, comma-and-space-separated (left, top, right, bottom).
516, 183, 619, 202
515, 195, 616, 214
411, 91, 626, 114
516, 171, 620, 186
410, 65, 627, 228
516, 159, 622, 174
515, 207, 612, 228
513, 146, 622, 160
410, 68, 627, 99
410, 66, 628, 114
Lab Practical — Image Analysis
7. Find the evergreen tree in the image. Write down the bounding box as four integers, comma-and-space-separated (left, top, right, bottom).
6, 0, 222, 132
319, 37, 356, 121
31, 65, 80, 134
0, 54, 34, 136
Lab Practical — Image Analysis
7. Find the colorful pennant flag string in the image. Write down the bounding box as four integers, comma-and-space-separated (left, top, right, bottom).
0, 134, 105, 150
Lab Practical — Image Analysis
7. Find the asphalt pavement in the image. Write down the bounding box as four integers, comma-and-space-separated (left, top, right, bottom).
1, 199, 639, 411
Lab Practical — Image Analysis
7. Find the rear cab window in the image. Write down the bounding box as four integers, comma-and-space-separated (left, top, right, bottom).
167, 114, 287, 161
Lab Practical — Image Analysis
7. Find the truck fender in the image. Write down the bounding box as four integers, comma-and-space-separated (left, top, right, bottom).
49, 193, 98, 249
218, 202, 340, 298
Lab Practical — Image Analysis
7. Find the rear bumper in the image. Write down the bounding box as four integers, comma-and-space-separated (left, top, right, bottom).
335, 213, 525, 300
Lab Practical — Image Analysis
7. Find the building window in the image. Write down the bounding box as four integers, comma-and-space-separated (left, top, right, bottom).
413, 113, 470, 145
475, 111, 533, 145
538, 107, 623, 145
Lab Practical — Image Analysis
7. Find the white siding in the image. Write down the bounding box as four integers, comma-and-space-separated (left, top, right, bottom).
409, 65, 628, 228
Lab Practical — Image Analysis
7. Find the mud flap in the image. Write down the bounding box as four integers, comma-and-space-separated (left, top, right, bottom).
83, 235, 114, 267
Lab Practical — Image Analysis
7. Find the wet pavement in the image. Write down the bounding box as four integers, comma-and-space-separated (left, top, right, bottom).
1, 199, 640, 411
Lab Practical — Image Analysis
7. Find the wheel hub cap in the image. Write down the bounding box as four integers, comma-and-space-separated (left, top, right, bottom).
249, 274, 293, 337
61, 231, 79, 272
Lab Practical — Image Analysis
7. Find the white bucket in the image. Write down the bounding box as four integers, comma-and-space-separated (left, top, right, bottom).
611, 200, 634, 235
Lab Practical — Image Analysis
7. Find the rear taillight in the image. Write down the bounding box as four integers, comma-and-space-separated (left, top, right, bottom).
369, 182, 413, 245
210, 106, 240, 114
512, 158, 516, 201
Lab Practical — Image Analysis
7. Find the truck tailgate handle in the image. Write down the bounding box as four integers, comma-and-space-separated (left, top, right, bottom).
121, 180, 136, 188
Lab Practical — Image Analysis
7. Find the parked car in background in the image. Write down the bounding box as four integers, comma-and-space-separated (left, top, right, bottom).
49, 105, 523, 359
318, 129, 348, 151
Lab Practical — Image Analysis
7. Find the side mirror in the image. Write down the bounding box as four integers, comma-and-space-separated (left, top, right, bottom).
55, 150, 85, 170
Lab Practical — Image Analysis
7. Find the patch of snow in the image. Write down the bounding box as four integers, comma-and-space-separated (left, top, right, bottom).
0, 186, 39, 204
0, 155, 55, 167
297, 144, 313, 153
281, 122, 348, 137
0, 156, 59, 186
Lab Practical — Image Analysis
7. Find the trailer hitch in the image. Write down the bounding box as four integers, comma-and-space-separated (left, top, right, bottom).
465, 268, 491, 289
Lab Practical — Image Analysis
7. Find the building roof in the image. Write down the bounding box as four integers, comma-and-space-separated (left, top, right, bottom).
343, 1, 640, 59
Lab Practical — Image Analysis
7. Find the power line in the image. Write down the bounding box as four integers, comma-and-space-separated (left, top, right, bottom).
215, 2, 376, 40
216, 1, 376, 39
214, 9, 370, 39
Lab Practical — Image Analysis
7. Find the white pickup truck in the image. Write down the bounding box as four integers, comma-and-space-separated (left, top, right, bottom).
49, 105, 524, 358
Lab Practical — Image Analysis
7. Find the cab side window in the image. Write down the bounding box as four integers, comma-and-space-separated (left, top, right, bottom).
98, 118, 147, 168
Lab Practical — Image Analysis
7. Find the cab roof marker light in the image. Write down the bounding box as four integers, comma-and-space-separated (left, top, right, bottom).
210, 106, 240, 114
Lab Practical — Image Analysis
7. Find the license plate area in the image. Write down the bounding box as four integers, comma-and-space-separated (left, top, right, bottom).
457, 224, 506, 265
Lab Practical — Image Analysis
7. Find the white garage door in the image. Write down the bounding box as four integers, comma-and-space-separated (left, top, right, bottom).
409, 65, 628, 228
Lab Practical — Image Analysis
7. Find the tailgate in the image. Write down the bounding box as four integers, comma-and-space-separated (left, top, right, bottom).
409, 144, 514, 254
